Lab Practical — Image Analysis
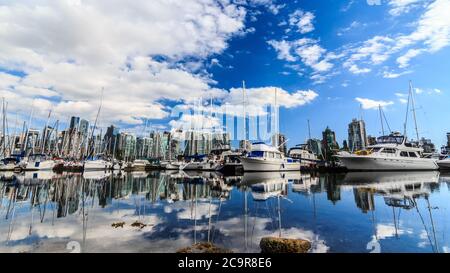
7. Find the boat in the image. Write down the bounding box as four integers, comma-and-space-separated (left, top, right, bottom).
239, 142, 301, 172
335, 133, 439, 171
437, 156, 450, 170
288, 144, 319, 167
83, 155, 112, 171
124, 159, 149, 171
0, 157, 20, 171
17, 154, 59, 171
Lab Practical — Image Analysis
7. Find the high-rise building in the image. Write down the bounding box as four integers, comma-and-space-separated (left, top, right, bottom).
322, 126, 339, 161
79, 119, 89, 137
419, 137, 436, 154
307, 138, 323, 158
212, 132, 231, 151
348, 119, 368, 151
367, 135, 377, 146
447, 132, 450, 148
272, 133, 287, 155
184, 131, 212, 156
239, 140, 252, 152
69, 116, 80, 131
104, 125, 120, 156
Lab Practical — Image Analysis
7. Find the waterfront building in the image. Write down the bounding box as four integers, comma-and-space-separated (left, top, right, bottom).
69, 116, 80, 132
342, 140, 349, 151
348, 118, 368, 152
322, 126, 339, 161
239, 139, 252, 153
212, 132, 231, 151
307, 138, 323, 159
136, 137, 152, 159
118, 132, 136, 160
367, 135, 377, 146
272, 133, 287, 155
79, 119, 89, 137
104, 125, 120, 156
184, 131, 212, 156
419, 137, 436, 154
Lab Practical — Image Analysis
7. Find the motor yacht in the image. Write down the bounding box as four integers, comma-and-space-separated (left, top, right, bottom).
239, 142, 301, 172
336, 133, 438, 171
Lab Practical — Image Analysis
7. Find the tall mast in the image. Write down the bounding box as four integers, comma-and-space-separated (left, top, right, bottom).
242, 81, 246, 142
409, 81, 420, 142
274, 88, 279, 147
379, 105, 385, 136
2, 98, 6, 158
87, 88, 104, 159
307, 119, 312, 150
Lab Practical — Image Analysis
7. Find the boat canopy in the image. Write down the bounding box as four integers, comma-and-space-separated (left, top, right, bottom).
376, 135, 405, 145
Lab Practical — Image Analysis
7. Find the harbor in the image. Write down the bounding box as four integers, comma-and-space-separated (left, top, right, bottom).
1, 170, 449, 253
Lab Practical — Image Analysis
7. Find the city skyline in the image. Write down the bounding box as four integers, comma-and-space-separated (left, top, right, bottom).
0, 0, 449, 148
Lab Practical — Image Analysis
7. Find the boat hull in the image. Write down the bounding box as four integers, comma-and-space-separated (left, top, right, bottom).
240, 157, 300, 172
437, 160, 450, 170
337, 155, 438, 171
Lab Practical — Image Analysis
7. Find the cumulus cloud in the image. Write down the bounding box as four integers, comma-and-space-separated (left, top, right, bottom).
388, 0, 426, 16
268, 38, 335, 82
355, 97, 394, 109
288, 9, 315, 34
0, 0, 248, 128
343, 0, 450, 72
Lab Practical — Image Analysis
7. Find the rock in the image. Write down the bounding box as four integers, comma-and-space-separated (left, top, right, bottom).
131, 221, 147, 229
260, 237, 311, 253
176, 242, 233, 253
111, 222, 125, 228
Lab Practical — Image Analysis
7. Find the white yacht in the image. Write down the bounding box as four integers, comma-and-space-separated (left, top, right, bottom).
288, 144, 319, 167
0, 157, 20, 171
336, 133, 438, 171
18, 154, 58, 171
437, 156, 450, 170
83, 155, 112, 171
239, 142, 301, 172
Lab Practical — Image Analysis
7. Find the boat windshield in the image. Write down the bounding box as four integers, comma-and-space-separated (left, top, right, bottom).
248, 151, 264, 158
376, 135, 404, 144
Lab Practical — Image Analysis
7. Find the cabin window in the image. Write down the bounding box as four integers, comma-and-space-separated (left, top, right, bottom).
268, 152, 274, 158
408, 152, 418, 158
400, 151, 409, 157
248, 151, 264, 157
381, 148, 396, 154
275, 153, 282, 159
371, 147, 382, 152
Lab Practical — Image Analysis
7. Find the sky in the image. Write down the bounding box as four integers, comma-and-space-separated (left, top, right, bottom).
0, 0, 449, 148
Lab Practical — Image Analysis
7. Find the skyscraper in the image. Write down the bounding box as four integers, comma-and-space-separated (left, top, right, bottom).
272, 133, 287, 155
79, 119, 89, 137
69, 116, 80, 131
348, 119, 368, 152
322, 126, 339, 161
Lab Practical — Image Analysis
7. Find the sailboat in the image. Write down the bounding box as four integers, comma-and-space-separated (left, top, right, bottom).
336, 82, 438, 171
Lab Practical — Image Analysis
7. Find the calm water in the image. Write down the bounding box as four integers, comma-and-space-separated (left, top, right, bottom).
1, 170, 449, 253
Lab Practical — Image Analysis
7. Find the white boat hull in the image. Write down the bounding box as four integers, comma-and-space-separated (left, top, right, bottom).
337, 155, 438, 171
83, 160, 111, 171
240, 157, 300, 172
22, 160, 57, 171
437, 159, 450, 169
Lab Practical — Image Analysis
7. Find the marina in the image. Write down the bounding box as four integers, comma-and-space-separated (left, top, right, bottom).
1, 170, 450, 253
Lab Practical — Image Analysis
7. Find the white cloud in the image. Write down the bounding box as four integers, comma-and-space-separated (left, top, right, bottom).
388, 0, 424, 16
342, 0, 450, 72
348, 65, 371, 74
383, 70, 413, 78
267, 40, 297, 62
288, 9, 315, 34
0, 0, 250, 128
355, 97, 394, 109
268, 38, 335, 81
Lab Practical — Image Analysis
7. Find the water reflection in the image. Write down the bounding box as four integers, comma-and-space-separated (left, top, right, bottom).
0, 170, 449, 253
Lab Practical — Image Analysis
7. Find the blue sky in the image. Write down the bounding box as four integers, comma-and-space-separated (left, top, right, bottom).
0, 0, 449, 148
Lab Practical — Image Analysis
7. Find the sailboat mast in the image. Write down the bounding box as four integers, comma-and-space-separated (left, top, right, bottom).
242, 81, 246, 142
379, 105, 385, 136
409, 81, 420, 142
2, 98, 6, 158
